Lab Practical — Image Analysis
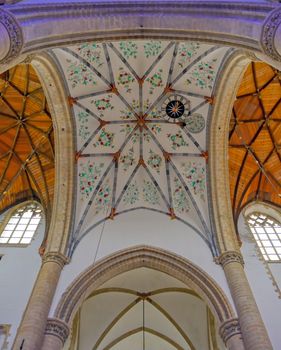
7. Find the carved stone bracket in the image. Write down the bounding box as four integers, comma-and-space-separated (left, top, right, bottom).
0, 8, 23, 64
218, 251, 244, 268
219, 318, 242, 345
45, 318, 70, 344
261, 7, 281, 61
42, 252, 69, 268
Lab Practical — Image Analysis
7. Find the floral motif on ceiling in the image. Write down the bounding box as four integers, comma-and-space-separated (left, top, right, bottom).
52, 40, 231, 255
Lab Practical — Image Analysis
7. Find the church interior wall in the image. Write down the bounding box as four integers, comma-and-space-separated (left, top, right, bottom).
50, 209, 235, 317
0, 216, 45, 348
238, 213, 281, 350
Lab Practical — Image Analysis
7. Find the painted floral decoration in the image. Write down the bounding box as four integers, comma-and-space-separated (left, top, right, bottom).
144, 41, 162, 58
143, 180, 160, 205
119, 41, 138, 59
120, 124, 135, 137
120, 99, 139, 119
167, 130, 188, 150
120, 147, 136, 171
76, 42, 104, 67
117, 67, 135, 93
181, 161, 206, 200
123, 181, 140, 205
92, 95, 114, 116
173, 177, 190, 213
178, 42, 200, 68
79, 161, 104, 199
146, 69, 164, 94
186, 58, 217, 90
77, 111, 90, 142
66, 60, 97, 88
147, 150, 162, 174
94, 128, 115, 148
94, 180, 111, 214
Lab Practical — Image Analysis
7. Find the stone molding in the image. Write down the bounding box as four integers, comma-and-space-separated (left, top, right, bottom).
5, 1, 277, 59
218, 251, 244, 268
45, 318, 70, 344
42, 252, 69, 268
0, 8, 23, 64
219, 318, 242, 344
261, 7, 281, 61
54, 245, 235, 325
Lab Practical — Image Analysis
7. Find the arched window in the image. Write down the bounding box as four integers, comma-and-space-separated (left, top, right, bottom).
247, 212, 281, 262
0, 202, 42, 245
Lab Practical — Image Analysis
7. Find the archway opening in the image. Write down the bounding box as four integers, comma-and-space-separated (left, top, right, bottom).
65, 267, 225, 350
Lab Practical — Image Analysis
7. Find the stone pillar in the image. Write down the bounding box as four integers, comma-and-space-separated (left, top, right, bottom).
219, 318, 245, 350
13, 253, 68, 350
0, 8, 23, 64
41, 318, 69, 350
219, 251, 273, 350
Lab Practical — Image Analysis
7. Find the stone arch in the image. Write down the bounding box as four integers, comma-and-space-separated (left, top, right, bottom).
54, 245, 236, 327
30, 52, 75, 253
209, 51, 252, 253
1, 2, 281, 68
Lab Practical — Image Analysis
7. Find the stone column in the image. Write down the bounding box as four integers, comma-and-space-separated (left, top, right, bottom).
13, 253, 68, 350
219, 318, 245, 350
41, 318, 69, 350
219, 251, 273, 350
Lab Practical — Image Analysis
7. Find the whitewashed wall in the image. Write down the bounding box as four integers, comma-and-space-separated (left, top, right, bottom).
0, 218, 44, 349
238, 214, 281, 350
50, 209, 234, 316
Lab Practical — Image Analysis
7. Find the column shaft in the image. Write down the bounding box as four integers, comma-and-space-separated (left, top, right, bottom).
227, 334, 245, 350
220, 252, 273, 350
13, 253, 67, 350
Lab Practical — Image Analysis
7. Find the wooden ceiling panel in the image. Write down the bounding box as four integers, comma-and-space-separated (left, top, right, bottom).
236, 65, 256, 97
260, 82, 281, 115
251, 128, 274, 163
234, 95, 263, 121
229, 62, 281, 221
0, 64, 55, 216
229, 122, 262, 146
253, 62, 275, 89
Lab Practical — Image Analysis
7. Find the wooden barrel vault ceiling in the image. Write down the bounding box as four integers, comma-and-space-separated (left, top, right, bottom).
0, 64, 55, 217
229, 61, 281, 223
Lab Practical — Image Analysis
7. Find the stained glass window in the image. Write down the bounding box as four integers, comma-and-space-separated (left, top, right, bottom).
0, 203, 42, 245
247, 213, 281, 261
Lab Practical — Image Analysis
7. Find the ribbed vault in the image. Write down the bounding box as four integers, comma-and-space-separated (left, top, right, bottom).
229, 62, 281, 222
0, 64, 54, 216
68, 268, 221, 350
51, 40, 232, 255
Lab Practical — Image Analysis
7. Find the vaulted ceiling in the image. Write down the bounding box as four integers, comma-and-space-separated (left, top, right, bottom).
51, 40, 231, 255
68, 268, 222, 350
229, 62, 281, 222
0, 64, 55, 216
0, 44, 280, 246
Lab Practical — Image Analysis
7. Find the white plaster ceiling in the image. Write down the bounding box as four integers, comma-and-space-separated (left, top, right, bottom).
69, 268, 224, 350
51, 40, 231, 255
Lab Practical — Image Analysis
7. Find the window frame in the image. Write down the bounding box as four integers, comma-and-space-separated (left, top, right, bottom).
244, 202, 281, 263
0, 201, 43, 247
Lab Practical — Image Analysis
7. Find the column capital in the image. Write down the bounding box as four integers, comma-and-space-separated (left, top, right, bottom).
219, 318, 242, 345
0, 8, 23, 64
45, 318, 69, 345
42, 252, 69, 268
218, 251, 244, 268
261, 7, 281, 62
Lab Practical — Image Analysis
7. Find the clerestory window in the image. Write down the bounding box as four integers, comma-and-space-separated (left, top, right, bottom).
0, 202, 42, 245
247, 212, 281, 262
